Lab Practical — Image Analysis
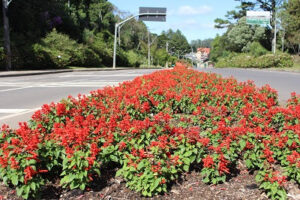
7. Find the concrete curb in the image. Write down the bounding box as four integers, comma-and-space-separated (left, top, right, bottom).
0, 67, 161, 78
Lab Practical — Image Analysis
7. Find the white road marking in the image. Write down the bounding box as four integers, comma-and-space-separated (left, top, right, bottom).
59, 74, 142, 77
0, 108, 40, 121
0, 82, 121, 88
0, 109, 29, 113
0, 86, 32, 92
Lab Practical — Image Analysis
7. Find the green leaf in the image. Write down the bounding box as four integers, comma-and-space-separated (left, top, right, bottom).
16, 186, 24, 197
239, 139, 246, 150
137, 161, 144, 170
182, 158, 190, 165
183, 165, 189, 172
184, 151, 192, 157
152, 178, 160, 191
30, 182, 36, 191
80, 183, 85, 190
116, 169, 122, 177
11, 175, 18, 186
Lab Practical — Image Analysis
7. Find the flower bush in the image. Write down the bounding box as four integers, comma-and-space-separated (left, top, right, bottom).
0, 64, 299, 199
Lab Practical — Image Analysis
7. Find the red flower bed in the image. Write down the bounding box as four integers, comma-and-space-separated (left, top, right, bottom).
0, 65, 299, 199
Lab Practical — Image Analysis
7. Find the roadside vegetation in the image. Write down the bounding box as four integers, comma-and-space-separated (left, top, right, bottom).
0, 0, 190, 70
209, 0, 300, 69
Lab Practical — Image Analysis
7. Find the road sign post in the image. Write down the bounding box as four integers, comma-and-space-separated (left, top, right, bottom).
113, 7, 166, 69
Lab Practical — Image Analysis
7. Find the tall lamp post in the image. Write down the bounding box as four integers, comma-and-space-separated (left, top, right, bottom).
113, 7, 166, 69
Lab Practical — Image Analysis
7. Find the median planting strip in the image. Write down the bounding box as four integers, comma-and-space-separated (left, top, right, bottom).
0, 64, 299, 199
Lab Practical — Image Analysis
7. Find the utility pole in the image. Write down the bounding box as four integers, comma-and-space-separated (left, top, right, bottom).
113, 23, 118, 69
282, 31, 285, 52
166, 41, 168, 53
112, 8, 166, 69
165, 42, 169, 68
148, 30, 150, 67
191, 47, 194, 67
2, 0, 12, 71
272, 10, 277, 54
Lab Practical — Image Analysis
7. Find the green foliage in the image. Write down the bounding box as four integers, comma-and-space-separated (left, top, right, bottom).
214, 1, 255, 29
0, 47, 4, 70
32, 29, 82, 68
125, 50, 144, 67
32, 29, 102, 68
216, 53, 293, 68
154, 49, 169, 67
246, 41, 269, 57
210, 35, 229, 62
255, 53, 293, 68
226, 17, 267, 53
282, 0, 300, 53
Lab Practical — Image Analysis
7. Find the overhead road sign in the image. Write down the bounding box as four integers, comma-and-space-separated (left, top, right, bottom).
139, 7, 167, 22
112, 7, 167, 69
246, 11, 270, 26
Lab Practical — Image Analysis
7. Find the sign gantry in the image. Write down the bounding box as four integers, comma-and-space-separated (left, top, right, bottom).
113, 7, 167, 69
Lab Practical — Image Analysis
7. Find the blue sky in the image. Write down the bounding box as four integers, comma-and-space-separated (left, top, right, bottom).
109, 0, 240, 42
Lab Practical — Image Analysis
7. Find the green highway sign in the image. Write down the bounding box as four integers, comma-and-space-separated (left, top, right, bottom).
246, 11, 270, 26
246, 18, 270, 25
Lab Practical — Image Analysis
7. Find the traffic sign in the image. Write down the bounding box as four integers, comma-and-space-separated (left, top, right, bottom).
246, 11, 270, 26
139, 7, 167, 22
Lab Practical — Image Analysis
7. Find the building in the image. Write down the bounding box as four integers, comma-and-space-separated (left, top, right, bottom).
196, 48, 210, 63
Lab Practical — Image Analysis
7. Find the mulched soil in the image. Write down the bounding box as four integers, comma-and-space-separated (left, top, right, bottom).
1, 161, 299, 200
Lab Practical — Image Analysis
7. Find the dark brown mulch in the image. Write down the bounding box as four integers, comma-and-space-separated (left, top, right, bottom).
0, 162, 272, 200
1, 160, 300, 200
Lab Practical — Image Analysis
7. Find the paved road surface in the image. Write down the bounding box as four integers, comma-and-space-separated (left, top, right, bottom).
0, 69, 158, 128
1, 68, 299, 129
197, 68, 300, 103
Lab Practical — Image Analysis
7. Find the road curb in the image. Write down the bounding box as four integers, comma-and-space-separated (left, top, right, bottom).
0, 67, 161, 78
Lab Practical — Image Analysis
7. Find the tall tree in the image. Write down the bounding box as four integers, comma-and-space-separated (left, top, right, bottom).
214, 1, 255, 28
283, 0, 300, 53
2, 0, 12, 70
190, 38, 214, 51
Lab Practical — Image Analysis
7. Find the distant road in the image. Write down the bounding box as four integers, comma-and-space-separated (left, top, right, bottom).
196, 67, 300, 103
0, 69, 159, 129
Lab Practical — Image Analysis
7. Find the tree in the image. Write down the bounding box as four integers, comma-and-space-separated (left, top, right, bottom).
190, 38, 214, 52
2, 0, 12, 70
226, 17, 266, 52
214, 1, 255, 29
210, 34, 228, 62
284, 0, 300, 53
165, 29, 190, 57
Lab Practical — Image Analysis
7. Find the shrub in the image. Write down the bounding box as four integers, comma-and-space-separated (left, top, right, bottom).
216, 53, 293, 68
246, 41, 269, 57
255, 53, 293, 68
71, 47, 102, 67
33, 29, 86, 68
84, 31, 114, 66
125, 50, 146, 67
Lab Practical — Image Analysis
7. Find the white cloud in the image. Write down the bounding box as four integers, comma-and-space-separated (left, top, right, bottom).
178, 5, 212, 16
184, 19, 197, 25
168, 21, 215, 31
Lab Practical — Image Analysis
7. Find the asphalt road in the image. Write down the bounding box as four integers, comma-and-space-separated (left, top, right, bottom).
0, 69, 159, 128
197, 67, 300, 104
1, 68, 299, 129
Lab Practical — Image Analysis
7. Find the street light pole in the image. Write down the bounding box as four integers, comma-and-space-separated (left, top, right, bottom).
273, 10, 277, 54
113, 23, 118, 69
112, 12, 166, 69
148, 30, 150, 67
